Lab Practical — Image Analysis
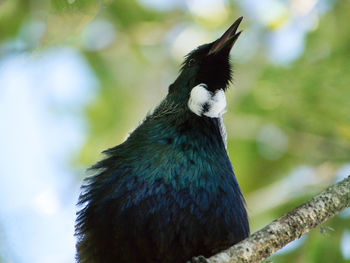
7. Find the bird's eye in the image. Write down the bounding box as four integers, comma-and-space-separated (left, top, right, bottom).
188, 58, 196, 66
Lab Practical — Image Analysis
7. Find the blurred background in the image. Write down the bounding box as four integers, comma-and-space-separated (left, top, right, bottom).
1, 0, 349, 262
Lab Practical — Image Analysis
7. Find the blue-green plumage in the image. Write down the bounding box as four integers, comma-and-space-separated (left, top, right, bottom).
76, 17, 249, 263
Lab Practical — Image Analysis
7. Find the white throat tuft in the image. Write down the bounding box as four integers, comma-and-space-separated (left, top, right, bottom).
188, 84, 227, 118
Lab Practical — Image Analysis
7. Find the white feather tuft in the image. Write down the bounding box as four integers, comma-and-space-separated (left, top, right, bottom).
188, 84, 212, 116
203, 89, 226, 118
188, 84, 226, 118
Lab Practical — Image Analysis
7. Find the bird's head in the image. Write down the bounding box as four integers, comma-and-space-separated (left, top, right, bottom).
169, 16, 243, 97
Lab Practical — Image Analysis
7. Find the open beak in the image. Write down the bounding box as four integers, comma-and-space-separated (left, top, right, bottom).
208, 16, 243, 55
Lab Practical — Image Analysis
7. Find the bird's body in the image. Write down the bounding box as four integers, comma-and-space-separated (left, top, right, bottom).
76, 17, 249, 263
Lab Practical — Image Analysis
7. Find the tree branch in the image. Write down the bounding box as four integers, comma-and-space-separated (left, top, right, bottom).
206, 175, 350, 263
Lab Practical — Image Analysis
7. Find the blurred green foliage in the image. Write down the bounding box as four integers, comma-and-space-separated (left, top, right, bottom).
0, 0, 29, 40
1, 0, 349, 262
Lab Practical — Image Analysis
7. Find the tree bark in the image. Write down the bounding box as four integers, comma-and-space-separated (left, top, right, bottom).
206, 175, 350, 263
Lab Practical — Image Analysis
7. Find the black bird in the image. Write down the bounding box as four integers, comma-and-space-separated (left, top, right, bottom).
75, 16, 249, 263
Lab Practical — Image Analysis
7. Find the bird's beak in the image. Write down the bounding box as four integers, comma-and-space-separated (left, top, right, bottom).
208, 16, 243, 55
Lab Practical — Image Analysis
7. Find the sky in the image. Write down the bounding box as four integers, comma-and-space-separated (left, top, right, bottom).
0, 48, 96, 263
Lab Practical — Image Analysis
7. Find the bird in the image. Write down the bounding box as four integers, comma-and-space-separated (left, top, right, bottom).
75, 16, 249, 263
